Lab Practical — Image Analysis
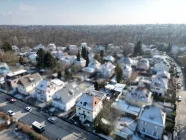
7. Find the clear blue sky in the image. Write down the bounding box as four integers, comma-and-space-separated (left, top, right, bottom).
0, 0, 185, 25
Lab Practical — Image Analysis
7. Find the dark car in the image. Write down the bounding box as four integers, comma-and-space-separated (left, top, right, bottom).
9, 99, 16, 103
6, 97, 11, 101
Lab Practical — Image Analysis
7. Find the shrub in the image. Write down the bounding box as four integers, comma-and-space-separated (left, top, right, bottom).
16, 122, 48, 140
165, 122, 174, 133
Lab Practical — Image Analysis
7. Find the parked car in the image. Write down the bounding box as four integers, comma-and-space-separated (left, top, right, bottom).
6, 97, 11, 101
48, 116, 58, 123
177, 83, 181, 89
7, 110, 15, 116
9, 99, 16, 103
178, 96, 182, 102
25, 106, 32, 112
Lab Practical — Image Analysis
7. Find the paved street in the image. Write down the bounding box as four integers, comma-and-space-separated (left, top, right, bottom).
175, 65, 186, 140
0, 93, 103, 140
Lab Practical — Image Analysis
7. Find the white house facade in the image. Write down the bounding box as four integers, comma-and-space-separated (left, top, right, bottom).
76, 94, 103, 123
52, 82, 83, 111
137, 105, 166, 140
17, 73, 43, 95
33, 79, 64, 102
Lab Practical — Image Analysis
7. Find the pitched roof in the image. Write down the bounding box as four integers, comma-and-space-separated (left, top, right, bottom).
76, 94, 101, 111
18, 73, 43, 87
138, 105, 166, 127
53, 82, 83, 103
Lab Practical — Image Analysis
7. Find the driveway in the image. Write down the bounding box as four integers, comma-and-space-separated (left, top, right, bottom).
0, 93, 103, 140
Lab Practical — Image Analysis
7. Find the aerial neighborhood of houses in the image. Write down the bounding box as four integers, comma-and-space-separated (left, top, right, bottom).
0, 41, 184, 140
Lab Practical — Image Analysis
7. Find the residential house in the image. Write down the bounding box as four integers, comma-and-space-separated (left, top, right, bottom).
151, 76, 168, 96
11, 45, 19, 54
0, 63, 10, 75
94, 45, 105, 53
69, 45, 78, 55
33, 44, 45, 52
104, 55, 115, 63
124, 81, 152, 107
137, 105, 166, 140
59, 55, 77, 69
82, 59, 101, 78
99, 62, 116, 78
136, 58, 150, 71
47, 43, 56, 51
52, 82, 83, 111
17, 73, 43, 95
118, 57, 134, 67
154, 61, 170, 73
75, 57, 86, 67
87, 90, 106, 101
6, 69, 29, 88
122, 64, 132, 79
76, 93, 103, 123
28, 53, 37, 64
156, 71, 170, 79
33, 79, 64, 102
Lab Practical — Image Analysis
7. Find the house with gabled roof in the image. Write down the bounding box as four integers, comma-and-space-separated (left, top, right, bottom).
32, 79, 64, 102
17, 73, 43, 95
52, 82, 83, 111
154, 61, 170, 73
137, 105, 166, 140
151, 76, 168, 96
99, 62, 116, 78
76, 93, 103, 123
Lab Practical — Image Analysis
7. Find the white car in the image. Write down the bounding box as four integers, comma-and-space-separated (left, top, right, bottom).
7, 110, 15, 116
178, 96, 182, 102
48, 116, 57, 123
25, 107, 32, 112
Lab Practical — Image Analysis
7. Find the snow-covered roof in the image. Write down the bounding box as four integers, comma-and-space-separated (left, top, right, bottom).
82, 67, 95, 73
76, 93, 101, 111
100, 62, 116, 71
151, 76, 168, 89
53, 82, 83, 103
104, 55, 115, 62
114, 117, 137, 139
156, 70, 170, 79
111, 100, 141, 116
51, 79, 64, 86
6, 69, 27, 77
139, 105, 166, 127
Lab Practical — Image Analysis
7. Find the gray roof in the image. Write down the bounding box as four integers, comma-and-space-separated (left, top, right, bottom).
18, 73, 43, 87
53, 82, 83, 103
139, 105, 166, 127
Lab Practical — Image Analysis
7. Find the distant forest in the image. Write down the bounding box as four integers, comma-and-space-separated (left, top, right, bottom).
0, 24, 186, 48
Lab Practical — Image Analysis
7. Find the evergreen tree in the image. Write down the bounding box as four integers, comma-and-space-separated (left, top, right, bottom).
44, 52, 57, 68
1, 42, 12, 52
133, 41, 143, 56
115, 64, 123, 83
81, 46, 87, 59
94, 81, 99, 91
166, 43, 172, 53
36, 49, 46, 69
57, 71, 62, 79
100, 50, 104, 63
77, 50, 80, 61
71, 64, 77, 74
86, 55, 89, 67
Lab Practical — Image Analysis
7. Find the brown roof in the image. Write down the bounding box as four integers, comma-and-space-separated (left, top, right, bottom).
18, 73, 43, 87
92, 96, 101, 110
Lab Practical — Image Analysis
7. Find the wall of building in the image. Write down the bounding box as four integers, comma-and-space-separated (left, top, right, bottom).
137, 119, 164, 140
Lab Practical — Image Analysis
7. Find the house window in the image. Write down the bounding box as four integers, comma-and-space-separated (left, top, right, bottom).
79, 108, 81, 110
83, 111, 85, 113
143, 121, 147, 125
87, 111, 89, 114
142, 128, 146, 133
153, 131, 157, 137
